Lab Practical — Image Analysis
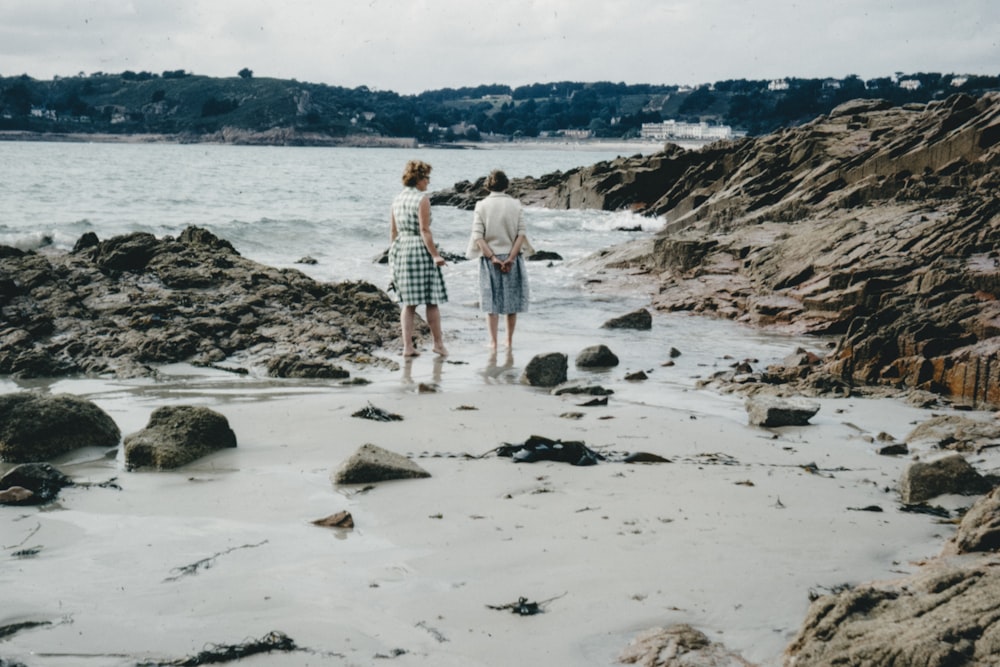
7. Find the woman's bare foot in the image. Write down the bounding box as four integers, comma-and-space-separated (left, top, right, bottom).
433, 346, 449, 357
403, 349, 420, 358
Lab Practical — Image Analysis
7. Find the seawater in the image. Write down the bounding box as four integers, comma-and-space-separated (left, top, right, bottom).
0, 140, 825, 419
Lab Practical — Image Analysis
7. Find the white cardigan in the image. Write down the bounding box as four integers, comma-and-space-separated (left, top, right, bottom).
465, 192, 535, 259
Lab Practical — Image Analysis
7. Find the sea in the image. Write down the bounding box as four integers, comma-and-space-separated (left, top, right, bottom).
0, 139, 827, 424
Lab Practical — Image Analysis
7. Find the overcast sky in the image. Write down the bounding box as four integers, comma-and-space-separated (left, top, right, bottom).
1, 1, 997, 94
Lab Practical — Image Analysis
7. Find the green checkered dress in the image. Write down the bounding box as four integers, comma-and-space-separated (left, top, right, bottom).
389, 187, 448, 305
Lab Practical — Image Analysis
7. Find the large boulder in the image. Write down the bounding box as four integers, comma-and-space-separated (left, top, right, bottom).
0, 392, 121, 462
602, 308, 652, 330
898, 453, 990, 504
521, 352, 568, 387
575, 344, 620, 368
943, 485, 1000, 555
785, 559, 1000, 665
124, 405, 237, 470
332, 443, 430, 485
619, 623, 754, 666
745, 395, 820, 427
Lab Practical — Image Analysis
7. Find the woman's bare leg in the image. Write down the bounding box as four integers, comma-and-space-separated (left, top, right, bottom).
487, 314, 499, 350
505, 313, 517, 349
401, 305, 418, 356
426, 304, 447, 356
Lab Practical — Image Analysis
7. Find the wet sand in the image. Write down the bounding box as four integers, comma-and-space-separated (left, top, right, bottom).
2, 350, 993, 666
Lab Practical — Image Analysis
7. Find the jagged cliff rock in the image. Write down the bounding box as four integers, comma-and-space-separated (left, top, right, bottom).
435, 93, 1000, 407
784, 558, 1000, 666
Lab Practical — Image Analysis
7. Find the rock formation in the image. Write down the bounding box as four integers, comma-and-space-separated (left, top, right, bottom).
943, 484, 1000, 555
0, 463, 73, 505
0, 226, 401, 379
0, 393, 121, 462
785, 558, 1000, 666
744, 395, 820, 427
123, 405, 237, 470
601, 308, 653, 330
434, 93, 1000, 408
619, 623, 756, 666
521, 352, 569, 387
332, 443, 431, 484
898, 453, 992, 504
575, 344, 620, 368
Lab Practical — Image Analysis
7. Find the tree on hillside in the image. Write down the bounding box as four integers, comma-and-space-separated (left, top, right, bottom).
727, 91, 772, 134
201, 97, 239, 116
122, 70, 156, 81
1, 81, 34, 115
53, 90, 92, 117
239, 68, 253, 80
830, 75, 868, 106
678, 87, 716, 116
773, 79, 824, 124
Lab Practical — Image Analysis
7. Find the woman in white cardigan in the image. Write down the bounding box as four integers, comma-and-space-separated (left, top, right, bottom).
466, 169, 534, 350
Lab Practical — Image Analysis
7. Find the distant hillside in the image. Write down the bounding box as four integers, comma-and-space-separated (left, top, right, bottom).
1, 69, 998, 144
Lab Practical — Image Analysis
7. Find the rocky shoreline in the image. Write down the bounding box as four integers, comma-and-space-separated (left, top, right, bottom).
434, 92, 1000, 409
6, 92, 997, 411
0, 128, 418, 148
3, 94, 1000, 665
438, 93, 1000, 663
0, 226, 403, 379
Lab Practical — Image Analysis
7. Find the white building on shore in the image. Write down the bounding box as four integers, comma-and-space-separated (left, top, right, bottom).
640, 120, 736, 142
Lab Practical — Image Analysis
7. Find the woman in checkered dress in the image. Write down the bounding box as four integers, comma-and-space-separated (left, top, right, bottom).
389, 160, 448, 357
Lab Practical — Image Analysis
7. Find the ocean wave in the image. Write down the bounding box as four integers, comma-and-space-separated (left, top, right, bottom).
523, 207, 661, 235
0, 230, 55, 251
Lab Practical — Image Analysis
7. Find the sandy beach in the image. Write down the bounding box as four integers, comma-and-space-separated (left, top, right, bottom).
3, 347, 994, 667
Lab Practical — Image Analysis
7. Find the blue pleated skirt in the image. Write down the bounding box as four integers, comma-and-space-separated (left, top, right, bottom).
479, 254, 529, 314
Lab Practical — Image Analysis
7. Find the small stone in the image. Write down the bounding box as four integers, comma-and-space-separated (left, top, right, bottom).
0, 463, 73, 504
0, 486, 35, 505
601, 308, 652, 330
332, 443, 431, 485
312, 511, 354, 529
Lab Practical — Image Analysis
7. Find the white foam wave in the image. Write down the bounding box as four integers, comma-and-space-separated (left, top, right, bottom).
0, 230, 55, 251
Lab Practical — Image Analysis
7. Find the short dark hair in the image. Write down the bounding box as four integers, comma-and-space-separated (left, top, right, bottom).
485, 169, 509, 192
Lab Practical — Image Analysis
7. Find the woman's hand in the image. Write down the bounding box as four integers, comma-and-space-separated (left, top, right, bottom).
433, 255, 446, 267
